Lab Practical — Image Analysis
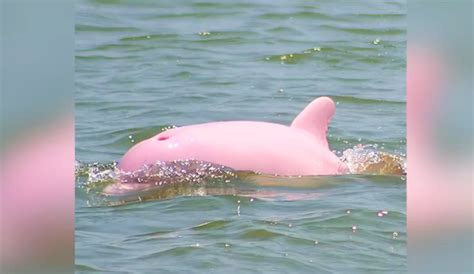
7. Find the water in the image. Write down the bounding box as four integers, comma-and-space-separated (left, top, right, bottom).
75, 0, 406, 272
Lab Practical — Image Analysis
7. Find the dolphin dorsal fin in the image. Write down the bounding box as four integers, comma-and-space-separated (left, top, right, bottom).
291, 97, 336, 148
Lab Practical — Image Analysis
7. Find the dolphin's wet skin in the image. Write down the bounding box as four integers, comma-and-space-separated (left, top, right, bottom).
118, 97, 350, 176
76, 145, 406, 206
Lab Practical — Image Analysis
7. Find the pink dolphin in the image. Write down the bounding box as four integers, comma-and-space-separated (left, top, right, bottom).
119, 97, 349, 176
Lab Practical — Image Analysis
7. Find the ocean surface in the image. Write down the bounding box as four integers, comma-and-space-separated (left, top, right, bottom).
75, 0, 406, 272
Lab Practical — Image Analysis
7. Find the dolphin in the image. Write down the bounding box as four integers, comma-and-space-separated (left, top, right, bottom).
118, 97, 349, 176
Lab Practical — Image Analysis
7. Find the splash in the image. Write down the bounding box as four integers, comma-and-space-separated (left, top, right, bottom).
340, 144, 406, 175
75, 161, 119, 190
76, 161, 122, 206
76, 160, 240, 206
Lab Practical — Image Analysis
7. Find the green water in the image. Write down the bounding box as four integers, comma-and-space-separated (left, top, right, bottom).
75, 0, 406, 272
